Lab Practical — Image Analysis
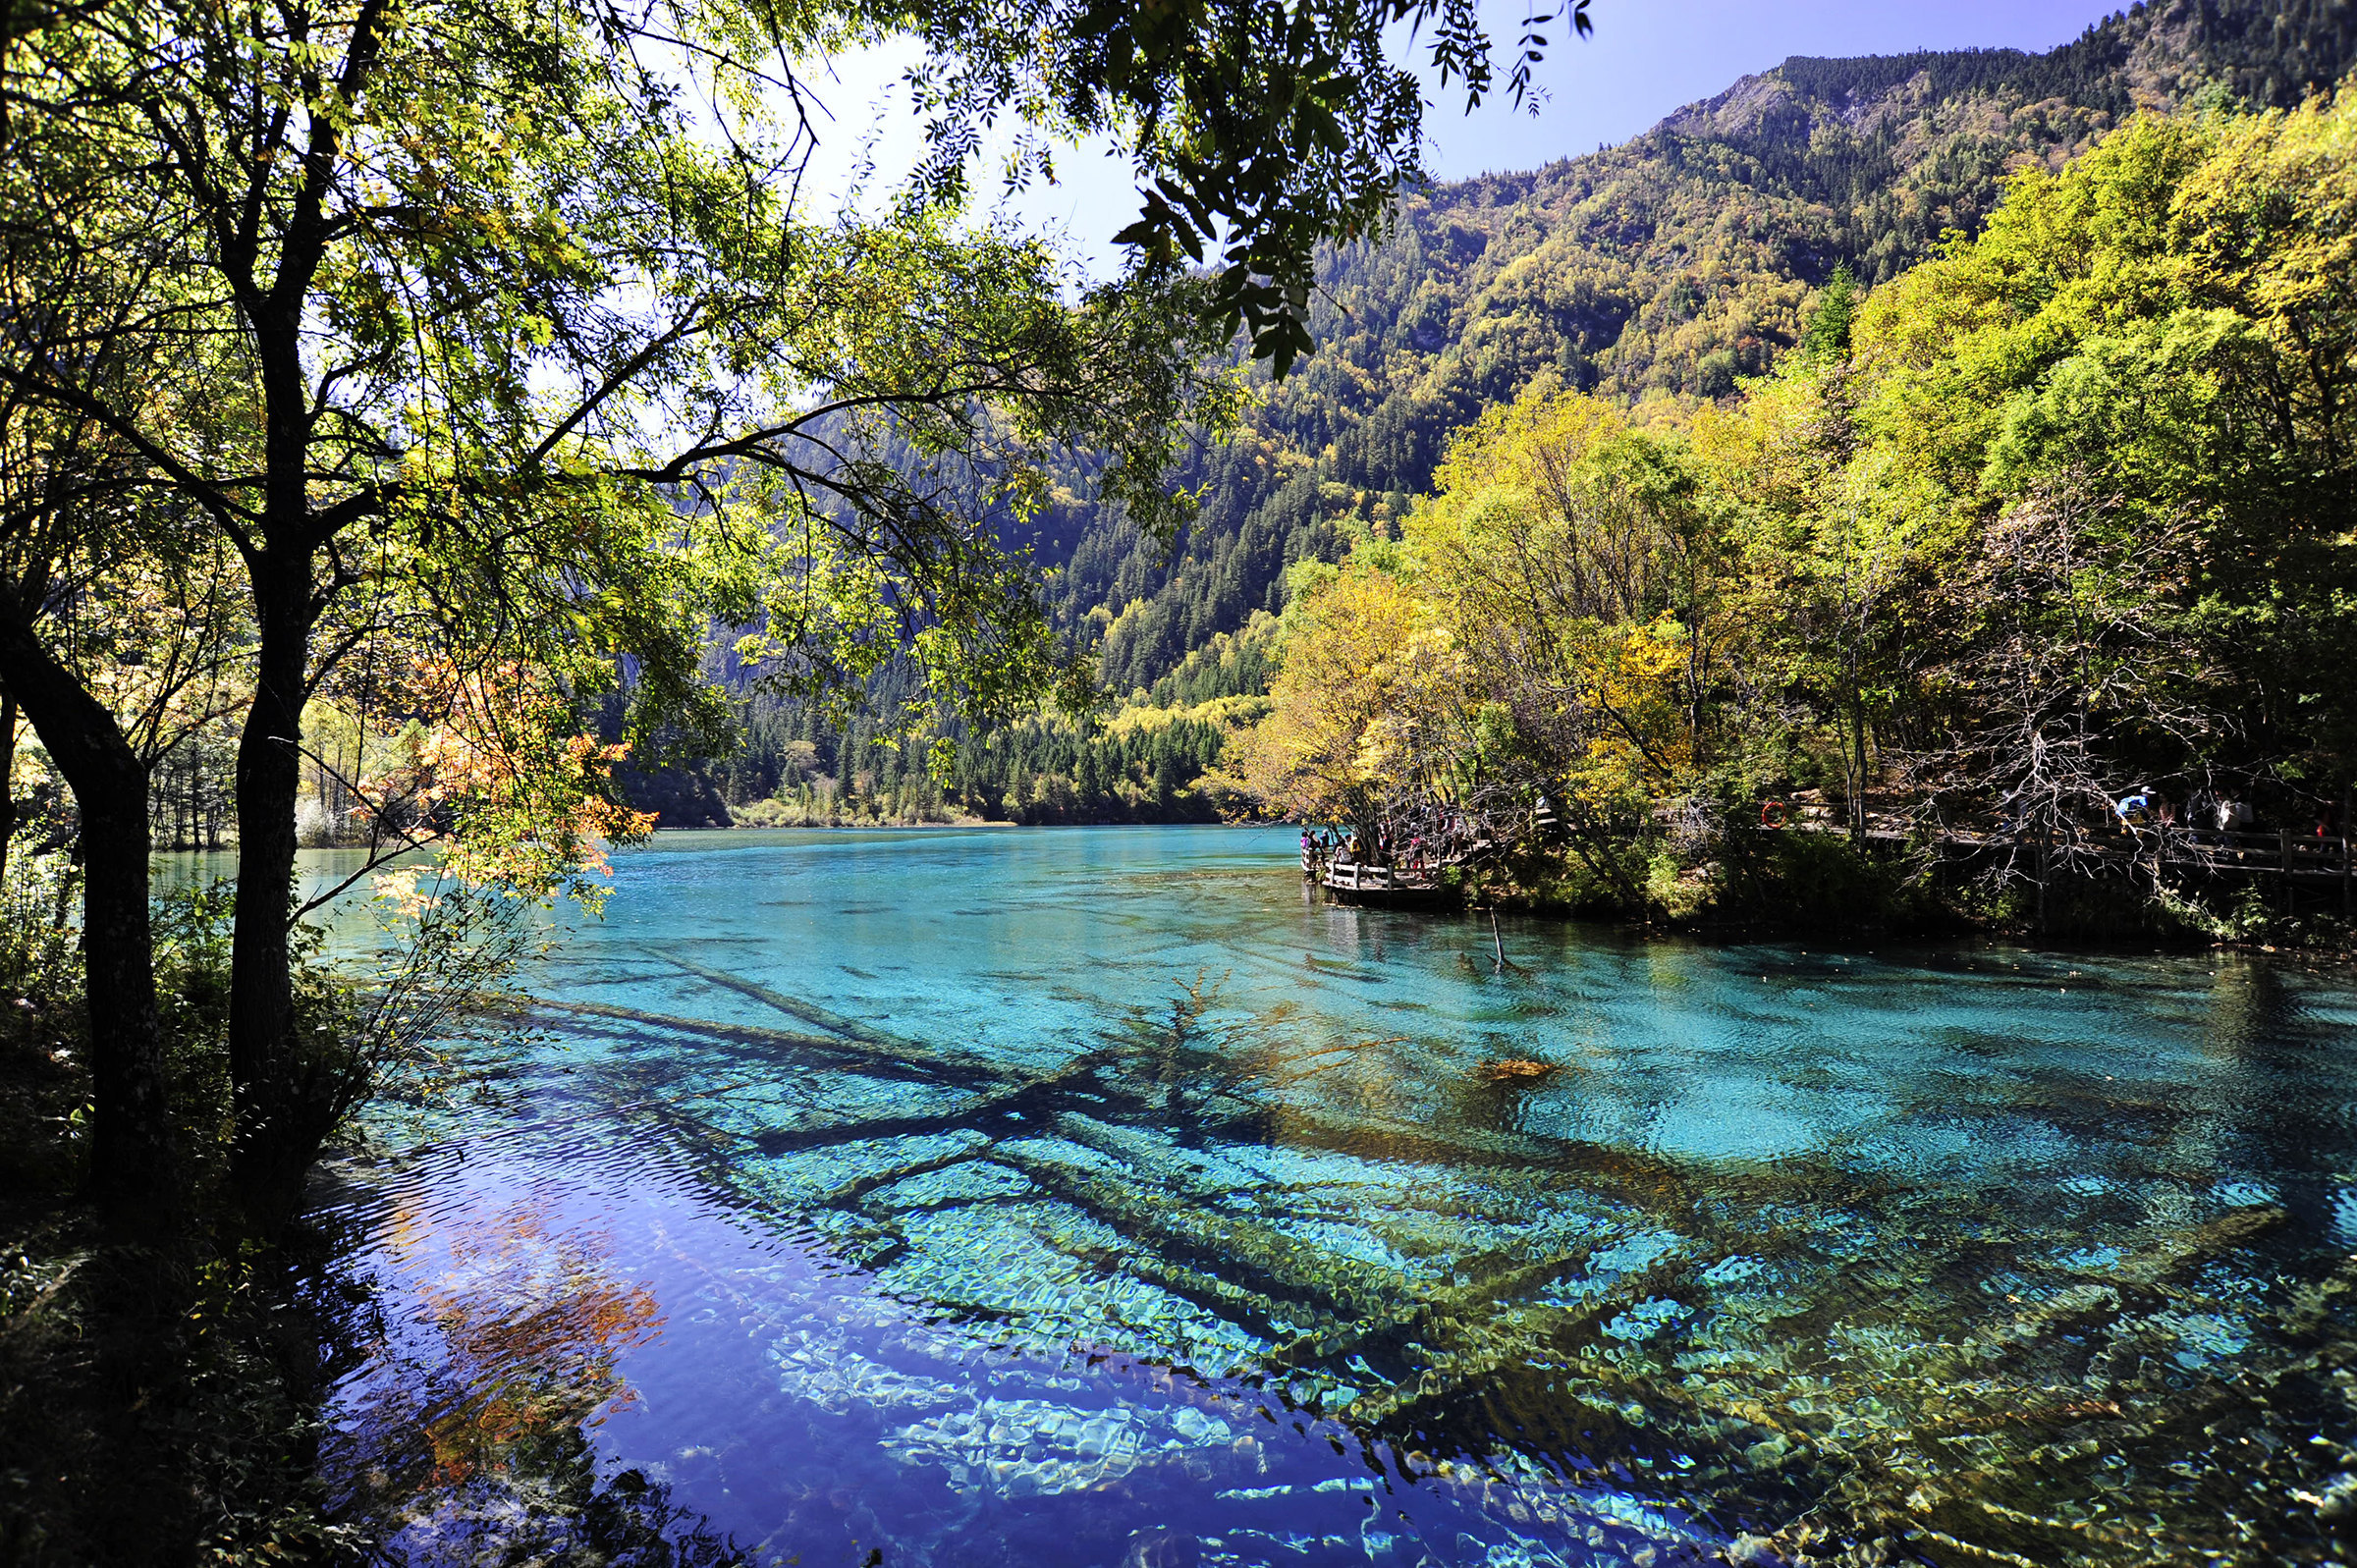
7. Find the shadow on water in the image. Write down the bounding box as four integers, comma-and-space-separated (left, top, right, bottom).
271, 827, 2357, 1567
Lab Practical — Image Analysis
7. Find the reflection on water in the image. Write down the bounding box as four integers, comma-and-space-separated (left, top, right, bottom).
363, 1201, 661, 1486
279, 826, 2357, 1566
321, 1129, 1707, 1567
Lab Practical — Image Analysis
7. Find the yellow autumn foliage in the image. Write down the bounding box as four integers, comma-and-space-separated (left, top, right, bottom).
1225, 560, 1464, 826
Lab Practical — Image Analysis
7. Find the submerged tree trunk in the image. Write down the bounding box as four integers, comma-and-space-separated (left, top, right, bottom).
0, 600, 178, 1231
226, 557, 316, 1229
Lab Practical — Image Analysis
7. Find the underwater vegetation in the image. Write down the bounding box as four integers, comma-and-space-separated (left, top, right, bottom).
411, 951, 2357, 1567
308, 830, 2357, 1567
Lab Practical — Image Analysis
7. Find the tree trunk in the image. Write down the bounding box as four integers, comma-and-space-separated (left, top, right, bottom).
0, 689, 18, 887
1563, 816, 1653, 920
227, 556, 316, 1227
0, 600, 179, 1231
2036, 827, 2050, 935
1851, 704, 1870, 844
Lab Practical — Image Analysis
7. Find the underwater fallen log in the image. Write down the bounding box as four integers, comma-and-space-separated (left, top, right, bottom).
2111, 1204, 2285, 1289
655, 949, 972, 1061
1263, 1235, 1606, 1374
1032, 1108, 1273, 1193
790, 1151, 1345, 1349
745, 1050, 1123, 1157
805, 1140, 994, 1213
994, 1148, 1408, 1324
1937, 1205, 2286, 1379
489, 993, 979, 1084
1259, 1099, 1892, 1241
1343, 1245, 1705, 1432
2278, 1251, 2357, 1340
1066, 1237, 1342, 1346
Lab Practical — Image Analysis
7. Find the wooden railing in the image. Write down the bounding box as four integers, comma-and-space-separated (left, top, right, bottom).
1759, 816, 2344, 864
1763, 819, 2355, 911
2181, 828, 2354, 872
1303, 850, 1447, 896
1299, 817, 2352, 911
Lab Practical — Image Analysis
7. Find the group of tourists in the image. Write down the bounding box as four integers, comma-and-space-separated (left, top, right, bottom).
1299, 810, 1486, 880
1995, 784, 2347, 841
2110, 787, 2346, 838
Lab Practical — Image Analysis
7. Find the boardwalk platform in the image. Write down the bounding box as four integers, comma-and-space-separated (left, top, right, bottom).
1302, 848, 1456, 906
1847, 823, 2351, 877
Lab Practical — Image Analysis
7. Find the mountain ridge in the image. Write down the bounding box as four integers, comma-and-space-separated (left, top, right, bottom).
1033, 0, 2357, 696
675, 0, 2357, 829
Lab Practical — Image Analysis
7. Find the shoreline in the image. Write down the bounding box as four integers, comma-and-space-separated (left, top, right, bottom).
647, 814, 1257, 833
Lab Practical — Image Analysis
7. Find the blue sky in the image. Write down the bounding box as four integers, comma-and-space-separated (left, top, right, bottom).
1419, 0, 2128, 177
792, 0, 2129, 272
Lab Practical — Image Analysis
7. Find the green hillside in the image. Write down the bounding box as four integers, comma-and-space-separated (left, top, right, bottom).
678, 0, 2357, 830
1063, 0, 2357, 695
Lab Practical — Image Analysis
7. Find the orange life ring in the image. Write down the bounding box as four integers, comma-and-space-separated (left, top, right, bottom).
1761, 800, 1788, 827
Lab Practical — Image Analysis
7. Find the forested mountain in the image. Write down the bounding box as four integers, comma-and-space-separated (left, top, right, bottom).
1055, 0, 2357, 697
632, 0, 2357, 832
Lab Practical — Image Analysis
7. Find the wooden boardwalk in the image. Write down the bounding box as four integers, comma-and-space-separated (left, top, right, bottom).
1302, 846, 1456, 904
1772, 818, 2356, 916
1302, 820, 2355, 912
1848, 822, 2350, 875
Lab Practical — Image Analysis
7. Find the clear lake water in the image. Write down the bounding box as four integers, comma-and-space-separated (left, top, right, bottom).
239, 825, 2357, 1566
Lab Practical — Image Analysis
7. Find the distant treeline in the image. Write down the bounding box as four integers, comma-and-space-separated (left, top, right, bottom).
618, 622, 1273, 829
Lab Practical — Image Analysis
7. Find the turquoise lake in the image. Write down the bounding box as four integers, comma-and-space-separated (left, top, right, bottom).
290, 824, 2357, 1566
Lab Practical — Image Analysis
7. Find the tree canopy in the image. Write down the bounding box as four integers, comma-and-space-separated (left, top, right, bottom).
1041, 2, 2357, 704
1236, 88, 2357, 928
0, 0, 1580, 1225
